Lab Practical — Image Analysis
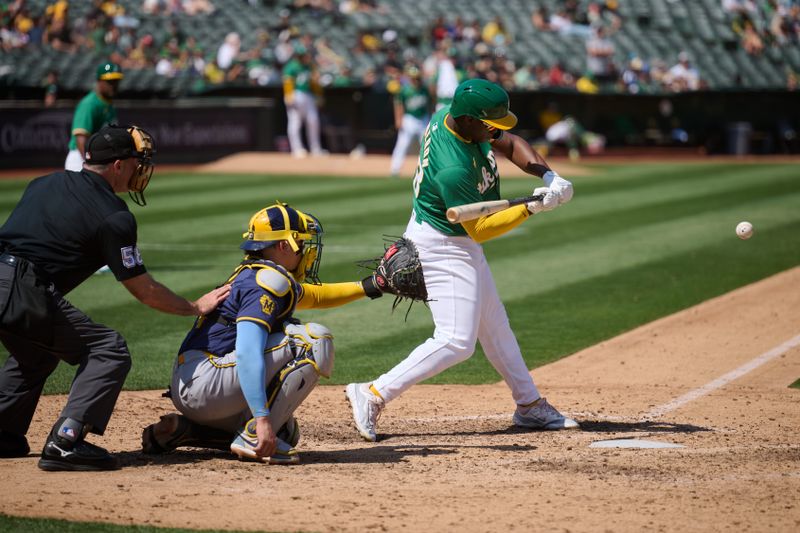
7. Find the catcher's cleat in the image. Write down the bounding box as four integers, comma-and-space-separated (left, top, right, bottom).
513, 397, 580, 430
230, 420, 299, 465
38, 437, 118, 472
142, 413, 191, 454
0, 430, 30, 458
345, 383, 384, 442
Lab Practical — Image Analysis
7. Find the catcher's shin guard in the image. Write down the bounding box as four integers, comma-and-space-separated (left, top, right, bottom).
265, 322, 334, 431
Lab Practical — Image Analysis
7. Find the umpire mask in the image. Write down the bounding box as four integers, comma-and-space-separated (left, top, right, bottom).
241, 203, 324, 284
127, 125, 155, 206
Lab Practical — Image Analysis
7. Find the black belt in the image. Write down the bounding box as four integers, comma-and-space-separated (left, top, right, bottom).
0, 253, 19, 267
0, 252, 53, 288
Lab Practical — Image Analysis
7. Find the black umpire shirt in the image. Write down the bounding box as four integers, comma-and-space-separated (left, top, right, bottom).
0, 169, 147, 294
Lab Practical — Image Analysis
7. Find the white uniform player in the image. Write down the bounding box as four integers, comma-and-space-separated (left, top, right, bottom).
389, 68, 431, 177
283, 47, 324, 158
346, 79, 580, 442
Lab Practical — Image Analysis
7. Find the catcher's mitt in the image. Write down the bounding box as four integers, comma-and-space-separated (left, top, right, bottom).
359, 237, 428, 315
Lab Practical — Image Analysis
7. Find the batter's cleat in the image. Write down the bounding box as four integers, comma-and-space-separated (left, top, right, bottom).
142, 413, 190, 454
230, 421, 299, 465
38, 436, 118, 471
345, 383, 384, 442
0, 430, 30, 458
513, 397, 580, 430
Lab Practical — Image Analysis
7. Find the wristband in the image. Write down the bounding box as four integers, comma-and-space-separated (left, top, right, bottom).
361, 275, 383, 299
542, 170, 559, 187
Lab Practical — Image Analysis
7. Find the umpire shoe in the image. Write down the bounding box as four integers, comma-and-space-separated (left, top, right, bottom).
38, 435, 118, 471
513, 397, 580, 430
0, 430, 30, 458
345, 383, 384, 442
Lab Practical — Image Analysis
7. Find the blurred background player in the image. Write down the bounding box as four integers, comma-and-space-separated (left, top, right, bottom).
543, 116, 606, 161
65, 62, 124, 172
142, 203, 384, 464
389, 66, 431, 177
346, 79, 579, 442
283, 46, 325, 158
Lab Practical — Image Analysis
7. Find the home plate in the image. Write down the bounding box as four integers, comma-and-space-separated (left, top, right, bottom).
589, 439, 685, 449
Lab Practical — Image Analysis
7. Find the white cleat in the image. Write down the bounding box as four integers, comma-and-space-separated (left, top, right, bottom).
513, 397, 580, 430
345, 383, 384, 442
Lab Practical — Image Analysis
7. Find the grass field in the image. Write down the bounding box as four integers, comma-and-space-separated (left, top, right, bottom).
0, 514, 257, 533
1, 162, 799, 395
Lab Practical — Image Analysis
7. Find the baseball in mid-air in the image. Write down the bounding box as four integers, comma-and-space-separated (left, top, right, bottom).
736, 221, 754, 240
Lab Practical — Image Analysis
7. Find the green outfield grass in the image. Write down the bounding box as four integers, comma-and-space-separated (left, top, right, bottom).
1, 162, 799, 394
791, 379, 800, 389
0, 514, 268, 533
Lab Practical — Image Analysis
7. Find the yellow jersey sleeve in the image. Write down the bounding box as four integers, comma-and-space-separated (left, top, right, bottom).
460, 204, 530, 243
296, 281, 367, 310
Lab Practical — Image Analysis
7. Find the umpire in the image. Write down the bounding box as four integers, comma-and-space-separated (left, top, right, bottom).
0, 125, 230, 471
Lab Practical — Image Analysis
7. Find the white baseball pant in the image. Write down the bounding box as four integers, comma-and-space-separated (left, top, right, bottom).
65, 149, 84, 171
286, 91, 322, 156
372, 215, 541, 405
390, 114, 428, 176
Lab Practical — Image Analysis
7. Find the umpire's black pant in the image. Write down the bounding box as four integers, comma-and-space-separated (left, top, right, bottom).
0, 293, 132, 437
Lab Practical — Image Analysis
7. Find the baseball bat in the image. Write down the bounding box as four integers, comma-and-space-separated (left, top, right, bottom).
446, 193, 545, 224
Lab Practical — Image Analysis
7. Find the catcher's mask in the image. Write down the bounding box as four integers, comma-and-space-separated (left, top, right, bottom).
127, 126, 155, 206
84, 124, 155, 206
241, 203, 324, 283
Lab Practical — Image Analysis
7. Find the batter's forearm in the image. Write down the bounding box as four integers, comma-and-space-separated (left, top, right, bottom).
493, 132, 551, 177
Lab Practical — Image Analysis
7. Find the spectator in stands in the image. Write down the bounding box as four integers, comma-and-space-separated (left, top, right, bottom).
481, 16, 511, 46
216, 32, 240, 70
283, 45, 325, 158
430, 45, 461, 110
585, 26, 617, 84
665, 51, 700, 91
531, 7, 551, 31
741, 19, 764, 54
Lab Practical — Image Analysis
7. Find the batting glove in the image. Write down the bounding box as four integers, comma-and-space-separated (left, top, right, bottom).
542, 170, 573, 204
527, 187, 559, 215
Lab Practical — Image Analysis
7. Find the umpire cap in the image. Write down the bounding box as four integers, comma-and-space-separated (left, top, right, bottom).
84, 125, 138, 164
450, 78, 517, 130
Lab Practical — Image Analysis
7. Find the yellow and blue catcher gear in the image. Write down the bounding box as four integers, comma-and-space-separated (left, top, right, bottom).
240, 203, 324, 284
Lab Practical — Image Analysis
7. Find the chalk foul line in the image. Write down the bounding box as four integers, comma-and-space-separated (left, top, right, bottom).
644, 333, 800, 420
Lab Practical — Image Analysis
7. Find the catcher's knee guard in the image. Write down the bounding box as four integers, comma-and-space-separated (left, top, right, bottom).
266, 322, 334, 431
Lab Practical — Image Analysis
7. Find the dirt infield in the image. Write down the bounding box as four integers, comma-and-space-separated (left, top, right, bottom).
2, 266, 798, 532
197, 152, 597, 178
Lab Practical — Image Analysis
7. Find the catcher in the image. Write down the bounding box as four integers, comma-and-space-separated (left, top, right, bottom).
141, 203, 398, 464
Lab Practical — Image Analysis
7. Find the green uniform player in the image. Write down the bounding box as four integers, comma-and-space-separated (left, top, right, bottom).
346, 79, 579, 442
65, 62, 123, 171
282, 47, 323, 157
390, 67, 432, 176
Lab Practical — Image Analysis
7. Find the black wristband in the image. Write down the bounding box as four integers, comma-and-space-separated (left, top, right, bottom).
361, 275, 383, 299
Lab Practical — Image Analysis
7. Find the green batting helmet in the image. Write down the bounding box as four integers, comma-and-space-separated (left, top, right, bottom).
97, 62, 124, 81
450, 78, 517, 130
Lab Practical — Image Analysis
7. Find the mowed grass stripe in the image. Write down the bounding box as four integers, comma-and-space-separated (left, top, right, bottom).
2, 163, 799, 393
308, 218, 800, 385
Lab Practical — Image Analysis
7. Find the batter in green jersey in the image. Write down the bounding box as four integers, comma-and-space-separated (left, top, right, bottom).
346, 79, 580, 443
411, 106, 503, 236
65, 62, 123, 171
